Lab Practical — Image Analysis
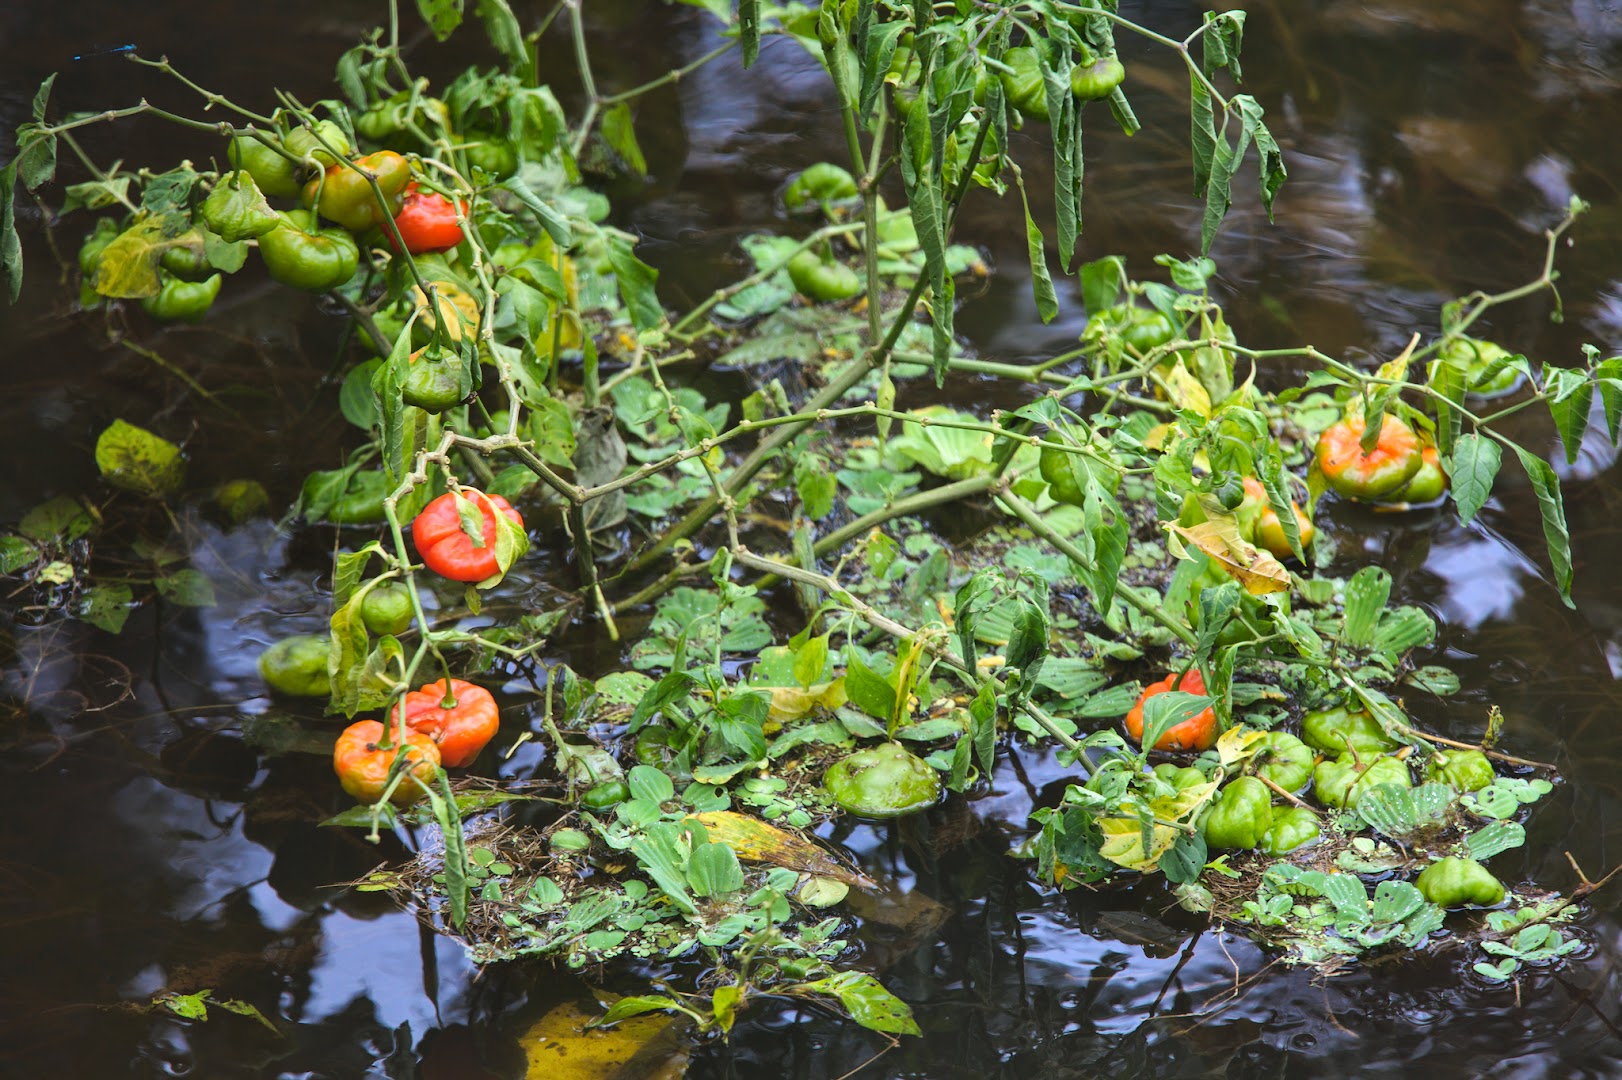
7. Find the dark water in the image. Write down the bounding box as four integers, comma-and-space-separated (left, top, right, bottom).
3, 1, 1622, 1077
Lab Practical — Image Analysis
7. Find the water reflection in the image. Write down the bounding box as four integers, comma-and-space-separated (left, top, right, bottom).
3, 0, 1622, 1076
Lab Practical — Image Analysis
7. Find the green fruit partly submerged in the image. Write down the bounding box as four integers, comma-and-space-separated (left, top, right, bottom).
1416, 856, 1505, 908
1300, 705, 1401, 756
258, 634, 331, 697
1259, 806, 1322, 856
823, 742, 941, 819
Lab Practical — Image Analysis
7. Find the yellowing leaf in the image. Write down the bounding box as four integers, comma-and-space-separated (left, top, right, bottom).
519, 993, 687, 1080
765, 678, 847, 725
1217, 724, 1270, 767
1169, 520, 1289, 596
1374, 332, 1420, 384
1148, 779, 1220, 822
687, 810, 862, 884
95, 419, 185, 498
1161, 360, 1212, 417
1098, 811, 1181, 871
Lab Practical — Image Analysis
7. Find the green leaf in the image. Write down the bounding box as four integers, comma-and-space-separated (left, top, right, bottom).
794, 453, 838, 518
1014, 169, 1057, 324
487, 497, 529, 584
75, 582, 133, 633
739, 0, 761, 68
604, 234, 663, 332
1594, 356, 1622, 442
31, 72, 56, 123
627, 763, 674, 805
599, 103, 648, 177
432, 771, 470, 928
60, 176, 132, 214
475, 0, 527, 71
1160, 828, 1208, 885
416, 0, 464, 39
1139, 690, 1211, 752
16, 122, 57, 193
858, 19, 907, 118
1448, 432, 1500, 525
1542, 365, 1593, 465
844, 653, 896, 720
1045, 61, 1082, 272
630, 821, 697, 914
629, 670, 696, 731
793, 633, 831, 690
0, 536, 36, 574
155, 569, 216, 607
1235, 95, 1285, 219
3, 161, 24, 304
158, 990, 212, 1020
1514, 445, 1574, 606
500, 175, 572, 247
1078, 255, 1125, 315
1465, 820, 1525, 860
340, 358, 384, 430
1189, 73, 1216, 200
597, 995, 681, 1027
1340, 566, 1391, 649
1003, 597, 1050, 683
19, 495, 94, 542
687, 841, 745, 897
1199, 123, 1235, 256
95, 419, 185, 498
1200, 11, 1245, 80
796, 971, 919, 1036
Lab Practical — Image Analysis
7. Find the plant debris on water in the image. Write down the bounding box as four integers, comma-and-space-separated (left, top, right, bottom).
2, 0, 1619, 1052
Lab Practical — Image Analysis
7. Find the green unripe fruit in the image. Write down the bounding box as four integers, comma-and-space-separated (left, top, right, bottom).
360, 583, 415, 637
1416, 856, 1505, 908
1259, 806, 1321, 856
823, 742, 941, 819
1201, 776, 1274, 850
258, 634, 331, 697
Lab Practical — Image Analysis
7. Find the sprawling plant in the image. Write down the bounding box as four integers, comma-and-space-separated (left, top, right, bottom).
3, 0, 1618, 1039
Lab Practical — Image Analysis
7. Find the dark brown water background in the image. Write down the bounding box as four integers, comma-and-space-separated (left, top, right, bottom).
3, 1, 1622, 1076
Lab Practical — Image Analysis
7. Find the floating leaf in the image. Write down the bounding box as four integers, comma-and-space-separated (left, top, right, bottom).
520, 993, 684, 1079
95, 419, 184, 498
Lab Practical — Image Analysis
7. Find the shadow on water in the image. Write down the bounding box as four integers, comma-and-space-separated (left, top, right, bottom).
2, 0, 1622, 1076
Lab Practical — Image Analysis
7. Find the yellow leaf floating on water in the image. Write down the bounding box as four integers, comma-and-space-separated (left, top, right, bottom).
686, 810, 865, 886
519, 992, 689, 1080
1169, 519, 1289, 596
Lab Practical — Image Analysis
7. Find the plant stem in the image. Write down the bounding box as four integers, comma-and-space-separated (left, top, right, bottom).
996, 489, 1199, 649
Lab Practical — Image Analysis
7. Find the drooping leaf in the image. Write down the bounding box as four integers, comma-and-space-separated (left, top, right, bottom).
599, 102, 647, 177
416, 0, 464, 40
1542, 365, 1593, 465
1449, 432, 1500, 525
1514, 445, 1574, 606
1014, 169, 1057, 323
604, 234, 663, 332
0, 162, 19, 303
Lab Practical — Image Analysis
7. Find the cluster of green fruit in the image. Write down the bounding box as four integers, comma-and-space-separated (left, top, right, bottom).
1188, 705, 1507, 908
